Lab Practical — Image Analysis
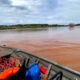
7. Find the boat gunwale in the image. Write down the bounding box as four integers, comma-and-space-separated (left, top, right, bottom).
0, 46, 80, 77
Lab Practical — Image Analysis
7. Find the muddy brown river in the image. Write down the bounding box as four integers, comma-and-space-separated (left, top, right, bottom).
0, 26, 80, 71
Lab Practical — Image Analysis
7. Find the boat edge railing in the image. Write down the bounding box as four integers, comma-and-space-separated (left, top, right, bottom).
0, 45, 80, 78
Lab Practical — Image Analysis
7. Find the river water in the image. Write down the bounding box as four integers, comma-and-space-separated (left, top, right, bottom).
0, 26, 80, 71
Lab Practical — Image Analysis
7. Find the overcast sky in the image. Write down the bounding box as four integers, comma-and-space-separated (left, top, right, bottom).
0, 0, 80, 25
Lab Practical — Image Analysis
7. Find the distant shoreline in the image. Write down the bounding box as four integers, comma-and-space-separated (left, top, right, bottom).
0, 24, 79, 30
0, 24, 68, 30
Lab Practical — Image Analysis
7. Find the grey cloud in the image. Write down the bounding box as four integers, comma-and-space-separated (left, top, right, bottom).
11, 5, 30, 11
0, 0, 28, 10
0, 0, 11, 5
14, 6, 27, 10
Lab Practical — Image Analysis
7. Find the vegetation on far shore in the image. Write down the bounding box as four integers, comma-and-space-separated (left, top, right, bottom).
0, 24, 79, 30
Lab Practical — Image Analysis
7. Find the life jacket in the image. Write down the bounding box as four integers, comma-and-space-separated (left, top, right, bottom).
26, 62, 40, 80
0, 67, 20, 79
8, 58, 28, 80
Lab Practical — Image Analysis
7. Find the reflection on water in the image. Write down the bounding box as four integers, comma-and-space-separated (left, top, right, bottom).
0, 26, 80, 43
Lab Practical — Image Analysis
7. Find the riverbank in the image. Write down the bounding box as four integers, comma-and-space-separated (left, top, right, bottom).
0, 24, 67, 30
